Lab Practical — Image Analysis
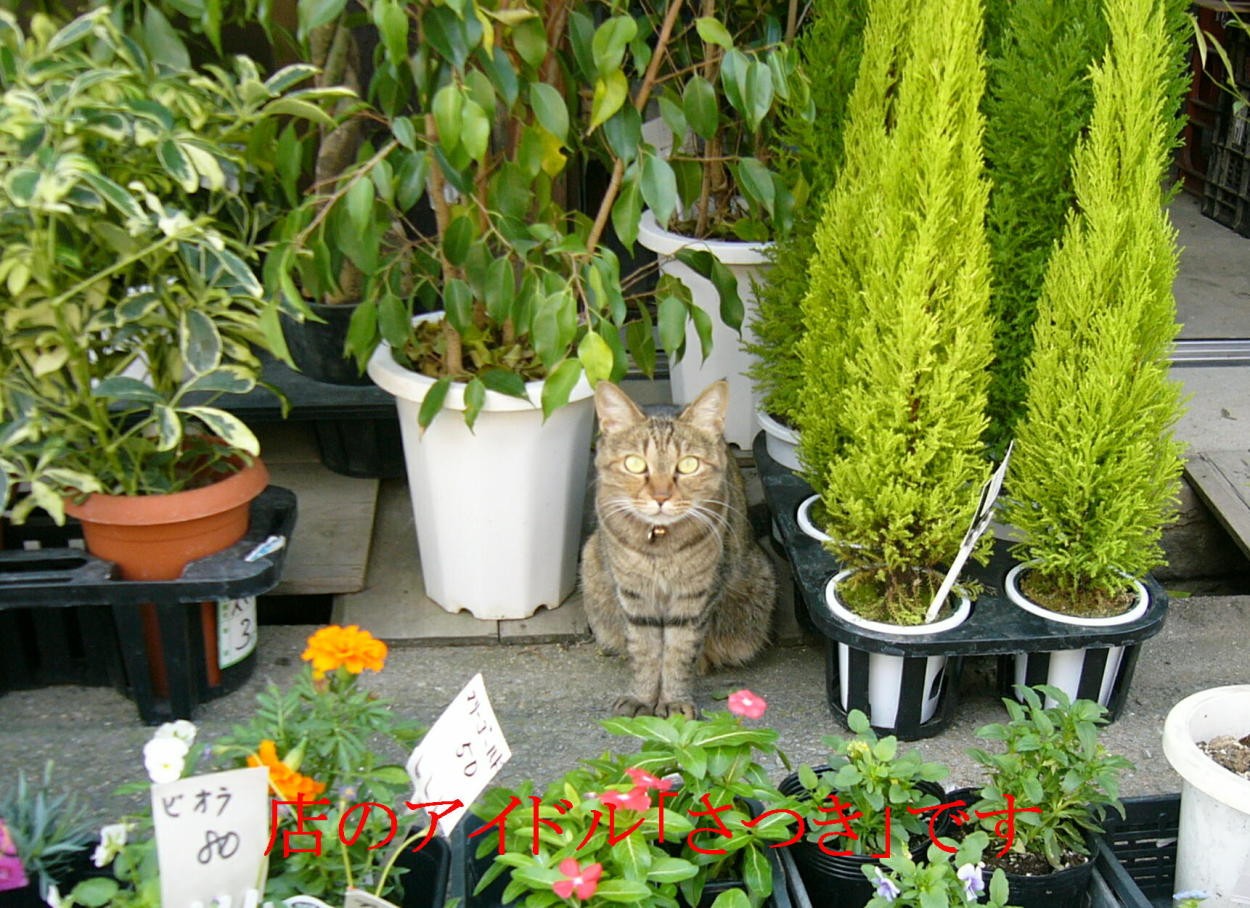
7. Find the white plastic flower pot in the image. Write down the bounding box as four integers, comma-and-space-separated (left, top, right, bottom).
1162, 685, 1250, 907
826, 569, 972, 729
367, 314, 595, 620
637, 210, 769, 449
1005, 563, 1149, 707
756, 408, 801, 471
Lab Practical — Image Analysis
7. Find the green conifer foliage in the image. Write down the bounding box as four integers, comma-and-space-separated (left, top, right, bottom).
746, 0, 867, 425
1004, 0, 1186, 605
797, 0, 993, 620
983, 0, 1108, 454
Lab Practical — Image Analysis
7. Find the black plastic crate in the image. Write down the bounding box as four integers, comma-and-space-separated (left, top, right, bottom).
1090, 794, 1181, 908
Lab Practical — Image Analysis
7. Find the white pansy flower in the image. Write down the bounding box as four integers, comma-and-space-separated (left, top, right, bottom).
143, 736, 189, 784
153, 720, 197, 748
92, 822, 129, 868
44, 883, 63, 908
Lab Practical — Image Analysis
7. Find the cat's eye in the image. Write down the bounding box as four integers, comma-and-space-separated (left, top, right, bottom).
623, 455, 648, 474
676, 456, 700, 474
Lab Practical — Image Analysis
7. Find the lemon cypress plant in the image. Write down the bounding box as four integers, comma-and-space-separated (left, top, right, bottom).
796, 0, 994, 622
1003, 0, 1187, 615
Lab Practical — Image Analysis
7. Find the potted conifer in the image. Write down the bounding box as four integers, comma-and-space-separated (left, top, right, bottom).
0, 9, 332, 692
1001, 0, 1187, 708
793, 0, 993, 733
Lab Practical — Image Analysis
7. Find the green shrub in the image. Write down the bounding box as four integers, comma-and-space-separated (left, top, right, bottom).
797, 0, 993, 619
1003, 0, 1187, 605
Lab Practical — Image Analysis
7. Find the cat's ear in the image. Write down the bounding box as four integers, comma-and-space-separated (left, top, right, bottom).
594, 381, 646, 434
680, 380, 729, 437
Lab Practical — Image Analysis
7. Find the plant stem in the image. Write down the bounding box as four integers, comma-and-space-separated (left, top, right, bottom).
423, 113, 464, 375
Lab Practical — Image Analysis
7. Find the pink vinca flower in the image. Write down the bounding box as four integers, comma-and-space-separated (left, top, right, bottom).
553, 858, 602, 900
625, 767, 673, 791
598, 785, 651, 812
727, 689, 767, 719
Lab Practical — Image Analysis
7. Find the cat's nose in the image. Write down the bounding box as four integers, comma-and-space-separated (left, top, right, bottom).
653, 491, 671, 505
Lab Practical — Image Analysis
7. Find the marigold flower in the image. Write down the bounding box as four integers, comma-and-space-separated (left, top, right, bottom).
625, 767, 673, 791
553, 858, 602, 900
301, 624, 387, 679
247, 739, 326, 800
727, 689, 767, 719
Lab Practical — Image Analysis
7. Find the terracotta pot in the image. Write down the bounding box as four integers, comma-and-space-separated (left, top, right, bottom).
63, 457, 270, 695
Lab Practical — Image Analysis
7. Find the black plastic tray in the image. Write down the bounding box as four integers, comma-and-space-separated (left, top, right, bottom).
1089, 794, 1181, 908
754, 434, 1169, 657
0, 486, 297, 723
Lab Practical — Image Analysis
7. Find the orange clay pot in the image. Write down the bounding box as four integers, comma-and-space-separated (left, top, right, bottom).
63, 457, 269, 696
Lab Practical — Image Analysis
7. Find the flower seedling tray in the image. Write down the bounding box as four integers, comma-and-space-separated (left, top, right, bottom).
1088, 794, 1181, 908
753, 435, 1168, 737
0, 486, 296, 724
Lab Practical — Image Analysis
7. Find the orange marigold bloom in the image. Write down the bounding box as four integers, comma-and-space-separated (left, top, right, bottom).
301, 624, 387, 679
247, 739, 325, 800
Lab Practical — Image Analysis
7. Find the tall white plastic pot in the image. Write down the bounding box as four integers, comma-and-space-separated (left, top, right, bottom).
1005, 563, 1149, 707
826, 569, 972, 730
637, 210, 769, 448
1163, 685, 1250, 907
367, 315, 595, 620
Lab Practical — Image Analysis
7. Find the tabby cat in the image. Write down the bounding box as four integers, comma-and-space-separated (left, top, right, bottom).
580, 380, 776, 718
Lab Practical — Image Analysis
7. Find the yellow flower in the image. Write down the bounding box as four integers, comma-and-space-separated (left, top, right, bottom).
301, 624, 387, 679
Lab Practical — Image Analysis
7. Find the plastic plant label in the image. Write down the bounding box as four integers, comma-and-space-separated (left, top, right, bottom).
405, 673, 511, 836
344, 889, 401, 908
924, 442, 1014, 624
218, 596, 258, 668
151, 766, 270, 908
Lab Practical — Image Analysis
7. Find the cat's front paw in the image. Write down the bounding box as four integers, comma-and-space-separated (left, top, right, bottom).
655, 699, 697, 719
612, 696, 655, 717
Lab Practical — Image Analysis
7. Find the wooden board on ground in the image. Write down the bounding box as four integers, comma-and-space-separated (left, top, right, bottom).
1185, 451, 1250, 561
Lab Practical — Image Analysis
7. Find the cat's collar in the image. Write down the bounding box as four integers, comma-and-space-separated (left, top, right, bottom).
648, 525, 668, 542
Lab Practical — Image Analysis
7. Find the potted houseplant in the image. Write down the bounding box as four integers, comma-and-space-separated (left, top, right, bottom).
626, 2, 814, 447
745, 0, 867, 471
468, 689, 801, 908
778, 709, 949, 908
793, 0, 994, 731
1162, 685, 1250, 906
283, 0, 741, 620
966, 685, 1132, 908
1000, 0, 1188, 707
0, 9, 334, 691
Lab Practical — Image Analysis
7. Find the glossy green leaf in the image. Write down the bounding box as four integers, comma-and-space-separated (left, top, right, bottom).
657, 295, 687, 358
591, 16, 637, 78
143, 5, 190, 70
182, 407, 259, 455
392, 116, 417, 151
346, 176, 375, 238
735, 157, 774, 219
483, 257, 514, 324
298, 0, 348, 36
603, 104, 642, 164
67, 876, 118, 907
374, 0, 408, 66
157, 139, 198, 193
541, 359, 582, 419
743, 59, 775, 132
417, 377, 452, 429
529, 83, 568, 142
183, 368, 254, 395
464, 377, 486, 431
443, 215, 474, 267
683, 76, 718, 141
657, 94, 687, 144
461, 98, 491, 162
719, 49, 749, 118
262, 97, 337, 129
589, 71, 629, 133
443, 278, 473, 334
611, 172, 642, 249
626, 318, 656, 377
432, 84, 463, 155
479, 369, 528, 400
92, 377, 162, 403
512, 16, 548, 69
577, 330, 614, 385
80, 173, 145, 223
181, 310, 222, 375
691, 301, 713, 360
264, 64, 319, 95
567, 9, 597, 80
641, 153, 678, 230
395, 149, 429, 211
695, 17, 734, 50
47, 12, 100, 53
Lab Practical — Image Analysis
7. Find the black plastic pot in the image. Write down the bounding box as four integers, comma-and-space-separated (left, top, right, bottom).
283, 301, 370, 386
778, 769, 948, 908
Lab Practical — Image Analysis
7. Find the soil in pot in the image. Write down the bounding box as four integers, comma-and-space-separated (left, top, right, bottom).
1015, 567, 1137, 620
1199, 732, 1250, 779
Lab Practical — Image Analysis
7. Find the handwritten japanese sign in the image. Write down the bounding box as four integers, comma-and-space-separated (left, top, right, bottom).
218, 596, 258, 669
405, 673, 511, 835
151, 766, 269, 907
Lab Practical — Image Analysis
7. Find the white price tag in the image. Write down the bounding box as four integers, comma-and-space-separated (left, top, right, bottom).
218, 597, 258, 669
151, 766, 270, 908
405, 673, 510, 836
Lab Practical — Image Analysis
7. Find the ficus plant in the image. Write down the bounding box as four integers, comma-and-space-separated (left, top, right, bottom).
0, 9, 340, 518
270, 0, 754, 428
